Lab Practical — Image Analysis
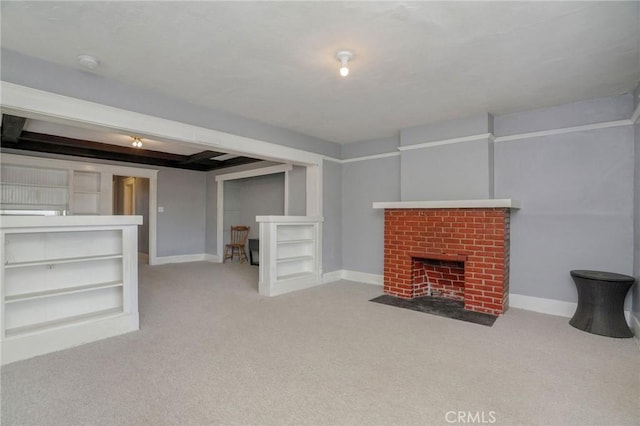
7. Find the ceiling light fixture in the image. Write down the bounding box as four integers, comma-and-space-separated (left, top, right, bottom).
336, 50, 354, 77
77, 54, 99, 70
131, 136, 143, 148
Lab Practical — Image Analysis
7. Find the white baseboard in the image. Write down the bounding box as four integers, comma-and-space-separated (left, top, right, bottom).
343, 270, 384, 285
330, 272, 635, 325
509, 293, 632, 324
632, 313, 640, 349
509, 294, 577, 318
2, 312, 138, 365
322, 270, 344, 283
154, 253, 223, 264
154, 253, 206, 265
322, 269, 384, 285
204, 254, 221, 263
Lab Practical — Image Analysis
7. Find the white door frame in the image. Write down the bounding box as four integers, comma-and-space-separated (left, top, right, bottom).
214, 164, 293, 263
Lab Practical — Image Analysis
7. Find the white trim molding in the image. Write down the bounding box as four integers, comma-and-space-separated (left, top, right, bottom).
329, 110, 639, 165
322, 270, 345, 283
372, 199, 521, 209
510, 293, 632, 325
343, 270, 384, 285
154, 253, 207, 265
398, 133, 493, 152
322, 270, 384, 286
214, 164, 293, 182
509, 294, 578, 318
204, 254, 222, 263
155, 253, 223, 264
494, 120, 632, 143
341, 152, 400, 164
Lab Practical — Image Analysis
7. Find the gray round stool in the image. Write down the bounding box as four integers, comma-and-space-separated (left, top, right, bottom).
569, 270, 635, 338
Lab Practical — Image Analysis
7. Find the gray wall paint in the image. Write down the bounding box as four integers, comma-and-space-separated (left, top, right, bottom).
134, 177, 150, 254
633, 117, 640, 316
205, 172, 218, 255
236, 173, 285, 240
322, 160, 342, 273
1, 48, 341, 158
400, 114, 492, 146
223, 180, 242, 246
494, 94, 633, 136
288, 165, 306, 216
342, 156, 401, 274
156, 167, 206, 257
342, 136, 399, 159
400, 139, 493, 201
494, 126, 634, 303
337, 93, 637, 310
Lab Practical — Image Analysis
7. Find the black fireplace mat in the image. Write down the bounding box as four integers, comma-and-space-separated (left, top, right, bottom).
370, 295, 497, 327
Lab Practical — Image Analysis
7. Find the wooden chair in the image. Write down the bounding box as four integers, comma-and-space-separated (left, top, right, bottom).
223, 226, 250, 263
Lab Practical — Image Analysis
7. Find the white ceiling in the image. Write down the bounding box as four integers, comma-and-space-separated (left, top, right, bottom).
2, 1, 639, 144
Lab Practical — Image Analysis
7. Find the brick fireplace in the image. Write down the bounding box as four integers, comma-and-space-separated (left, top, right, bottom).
375, 201, 519, 316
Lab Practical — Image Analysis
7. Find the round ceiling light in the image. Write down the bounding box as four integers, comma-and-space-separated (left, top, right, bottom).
77, 54, 99, 70
336, 50, 354, 77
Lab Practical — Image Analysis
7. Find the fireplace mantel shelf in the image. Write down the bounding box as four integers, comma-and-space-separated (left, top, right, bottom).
372, 199, 521, 209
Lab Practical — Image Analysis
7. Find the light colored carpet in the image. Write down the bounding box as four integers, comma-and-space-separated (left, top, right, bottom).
1, 262, 638, 425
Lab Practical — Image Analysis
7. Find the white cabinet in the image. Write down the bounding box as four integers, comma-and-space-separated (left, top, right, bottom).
257, 216, 323, 296
0, 215, 142, 365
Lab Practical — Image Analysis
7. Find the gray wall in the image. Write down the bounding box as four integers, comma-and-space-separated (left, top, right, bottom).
342, 156, 400, 275
231, 173, 285, 241
494, 126, 634, 302
399, 115, 493, 201
323, 160, 342, 273
156, 167, 206, 257
288, 165, 307, 216
134, 177, 150, 255
634, 93, 640, 317
223, 180, 242, 246
338, 94, 637, 309
400, 139, 493, 201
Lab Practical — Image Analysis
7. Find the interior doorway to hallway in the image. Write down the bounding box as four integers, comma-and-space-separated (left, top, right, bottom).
113, 176, 150, 264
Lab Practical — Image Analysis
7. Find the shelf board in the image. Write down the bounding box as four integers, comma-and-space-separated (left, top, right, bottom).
5, 281, 123, 304
1, 182, 68, 189
5, 307, 124, 337
276, 271, 314, 281
73, 191, 101, 195
277, 239, 314, 245
276, 255, 314, 263
5, 253, 122, 269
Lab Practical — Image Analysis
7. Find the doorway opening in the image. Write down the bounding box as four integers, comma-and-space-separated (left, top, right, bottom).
113, 176, 151, 265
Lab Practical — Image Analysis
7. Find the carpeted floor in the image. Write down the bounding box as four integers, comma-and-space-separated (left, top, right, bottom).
1, 262, 638, 425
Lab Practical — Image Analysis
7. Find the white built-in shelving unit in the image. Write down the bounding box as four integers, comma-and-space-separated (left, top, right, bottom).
0, 157, 109, 215
0, 215, 142, 365
71, 170, 102, 215
257, 216, 323, 296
